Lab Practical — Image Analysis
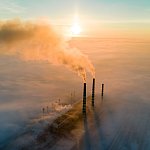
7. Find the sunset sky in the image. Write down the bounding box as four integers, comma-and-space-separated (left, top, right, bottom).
0, 0, 150, 21
1, 1, 150, 149
0, 0, 150, 37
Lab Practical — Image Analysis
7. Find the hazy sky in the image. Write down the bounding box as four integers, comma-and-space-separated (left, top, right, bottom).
0, 0, 150, 37
0, 0, 150, 21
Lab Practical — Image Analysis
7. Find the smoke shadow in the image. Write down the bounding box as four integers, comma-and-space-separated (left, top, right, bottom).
81, 95, 107, 150
91, 98, 108, 150
82, 113, 92, 150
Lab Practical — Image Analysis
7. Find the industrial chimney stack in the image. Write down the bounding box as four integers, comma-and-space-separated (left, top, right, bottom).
82, 83, 86, 113
92, 78, 95, 106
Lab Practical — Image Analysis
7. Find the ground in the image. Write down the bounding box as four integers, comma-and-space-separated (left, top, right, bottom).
35, 94, 150, 150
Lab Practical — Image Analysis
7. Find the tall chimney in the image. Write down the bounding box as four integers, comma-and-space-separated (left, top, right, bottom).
92, 78, 95, 106
82, 83, 86, 113
102, 83, 104, 97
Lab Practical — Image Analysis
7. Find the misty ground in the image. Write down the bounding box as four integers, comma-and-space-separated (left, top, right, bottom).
79, 95, 150, 150
5, 94, 150, 150
40, 94, 150, 150
0, 37, 150, 150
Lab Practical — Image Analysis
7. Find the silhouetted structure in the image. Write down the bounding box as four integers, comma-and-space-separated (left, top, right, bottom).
92, 78, 95, 106
83, 83, 86, 113
102, 83, 104, 97
42, 108, 45, 114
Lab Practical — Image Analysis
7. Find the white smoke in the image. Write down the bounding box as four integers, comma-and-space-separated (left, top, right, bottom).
0, 19, 95, 81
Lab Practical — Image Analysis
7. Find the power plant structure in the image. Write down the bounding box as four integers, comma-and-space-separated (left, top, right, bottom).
92, 78, 95, 106
102, 83, 104, 97
82, 78, 96, 114
82, 83, 86, 113
82, 78, 104, 114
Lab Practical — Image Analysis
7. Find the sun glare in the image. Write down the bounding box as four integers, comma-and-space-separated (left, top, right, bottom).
71, 23, 81, 36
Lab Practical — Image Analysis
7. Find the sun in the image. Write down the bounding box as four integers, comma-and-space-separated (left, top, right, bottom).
71, 23, 81, 36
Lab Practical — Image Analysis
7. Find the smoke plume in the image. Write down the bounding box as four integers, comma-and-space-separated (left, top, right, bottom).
0, 19, 95, 81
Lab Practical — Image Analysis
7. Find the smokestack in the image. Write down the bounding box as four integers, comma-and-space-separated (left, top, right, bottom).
102, 83, 104, 97
92, 78, 95, 106
82, 83, 86, 113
